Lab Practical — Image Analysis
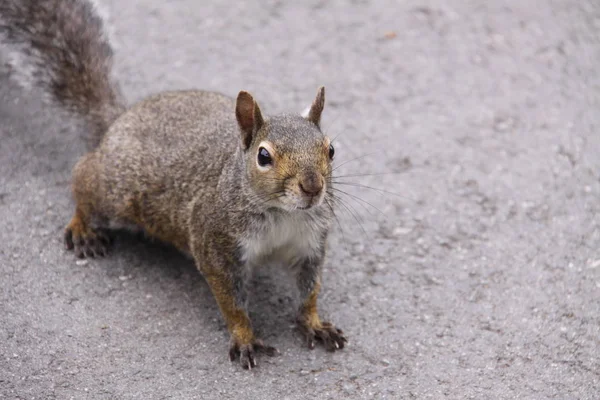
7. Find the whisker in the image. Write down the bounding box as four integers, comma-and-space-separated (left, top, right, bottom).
323, 112, 342, 135
235, 190, 288, 210
324, 197, 349, 255
332, 171, 410, 179
329, 131, 342, 144
328, 194, 374, 254
331, 187, 386, 217
332, 151, 383, 172
331, 181, 417, 203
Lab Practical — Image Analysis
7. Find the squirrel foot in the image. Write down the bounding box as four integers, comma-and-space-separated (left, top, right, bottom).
64, 217, 112, 258
228, 338, 278, 370
297, 319, 347, 352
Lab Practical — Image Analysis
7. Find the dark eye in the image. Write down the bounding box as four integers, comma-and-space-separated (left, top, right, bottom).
257, 147, 272, 167
328, 143, 335, 160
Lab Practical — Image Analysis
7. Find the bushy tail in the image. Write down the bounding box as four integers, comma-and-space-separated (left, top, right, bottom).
0, 0, 126, 148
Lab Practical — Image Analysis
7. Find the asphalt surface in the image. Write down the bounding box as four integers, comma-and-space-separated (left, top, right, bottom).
1, 1, 599, 399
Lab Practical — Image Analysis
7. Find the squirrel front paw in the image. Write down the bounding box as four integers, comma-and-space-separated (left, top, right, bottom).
64, 218, 112, 258
297, 319, 347, 352
228, 338, 278, 370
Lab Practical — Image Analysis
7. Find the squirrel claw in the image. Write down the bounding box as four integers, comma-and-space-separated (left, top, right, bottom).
229, 338, 278, 369
64, 226, 111, 259
298, 320, 347, 352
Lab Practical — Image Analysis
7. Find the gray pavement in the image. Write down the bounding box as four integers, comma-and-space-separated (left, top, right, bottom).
1, 0, 599, 399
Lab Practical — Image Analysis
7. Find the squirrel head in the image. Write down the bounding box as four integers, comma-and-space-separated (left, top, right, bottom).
235, 87, 334, 212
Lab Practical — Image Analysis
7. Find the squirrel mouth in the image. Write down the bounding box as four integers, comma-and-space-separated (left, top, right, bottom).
296, 200, 315, 210
296, 196, 323, 211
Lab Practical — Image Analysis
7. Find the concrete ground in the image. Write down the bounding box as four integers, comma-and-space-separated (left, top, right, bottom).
1, 0, 599, 399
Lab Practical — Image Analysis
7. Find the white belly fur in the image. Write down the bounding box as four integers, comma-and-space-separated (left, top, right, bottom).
239, 211, 327, 267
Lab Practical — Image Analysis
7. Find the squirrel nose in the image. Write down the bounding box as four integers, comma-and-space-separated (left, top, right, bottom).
299, 173, 324, 197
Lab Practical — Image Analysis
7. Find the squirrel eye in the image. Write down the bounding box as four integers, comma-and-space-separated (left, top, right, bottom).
257, 147, 272, 167
328, 143, 335, 160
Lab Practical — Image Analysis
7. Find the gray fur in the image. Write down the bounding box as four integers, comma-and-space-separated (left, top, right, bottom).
2, 0, 345, 367
0, 0, 125, 149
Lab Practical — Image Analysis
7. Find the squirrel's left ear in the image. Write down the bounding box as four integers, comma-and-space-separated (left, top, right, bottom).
306, 86, 325, 127
236, 91, 265, 149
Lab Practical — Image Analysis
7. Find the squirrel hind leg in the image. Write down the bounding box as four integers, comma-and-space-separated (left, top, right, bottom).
64, 210, 113, 258
64, 152, 115, 258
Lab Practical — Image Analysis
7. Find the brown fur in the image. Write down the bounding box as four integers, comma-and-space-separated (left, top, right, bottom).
1, 0, 348, 369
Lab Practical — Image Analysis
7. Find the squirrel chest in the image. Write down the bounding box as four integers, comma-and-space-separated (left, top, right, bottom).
239, 211, 327, 267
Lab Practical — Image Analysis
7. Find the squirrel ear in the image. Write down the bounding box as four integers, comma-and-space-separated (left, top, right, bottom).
306, 86, 325, 127
236, 91, 264, 149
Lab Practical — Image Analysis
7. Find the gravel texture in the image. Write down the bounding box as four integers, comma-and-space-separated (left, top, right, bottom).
1, 0, 599, 398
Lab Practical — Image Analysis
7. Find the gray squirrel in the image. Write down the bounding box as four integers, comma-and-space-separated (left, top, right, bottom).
0, 0, 347, 369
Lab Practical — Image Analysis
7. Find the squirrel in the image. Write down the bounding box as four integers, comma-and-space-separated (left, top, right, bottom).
0, 0, 347, 369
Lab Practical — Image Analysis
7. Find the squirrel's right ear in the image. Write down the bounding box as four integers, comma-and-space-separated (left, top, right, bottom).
236, 91, 264, 149
306, 86, 325, 127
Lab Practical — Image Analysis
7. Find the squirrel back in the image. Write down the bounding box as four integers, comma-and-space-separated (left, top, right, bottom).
0, 0, 125, 148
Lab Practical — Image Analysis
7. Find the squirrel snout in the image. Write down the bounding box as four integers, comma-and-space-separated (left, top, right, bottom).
299, 173, 324, 197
